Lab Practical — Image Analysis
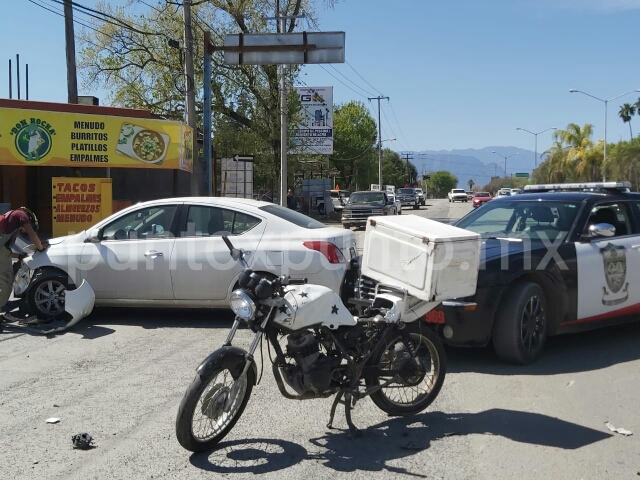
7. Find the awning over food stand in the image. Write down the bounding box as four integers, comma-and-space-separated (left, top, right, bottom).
0, 101, 193, 172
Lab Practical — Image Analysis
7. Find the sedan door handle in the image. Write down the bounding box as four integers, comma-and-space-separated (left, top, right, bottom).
144, 250, 163, 258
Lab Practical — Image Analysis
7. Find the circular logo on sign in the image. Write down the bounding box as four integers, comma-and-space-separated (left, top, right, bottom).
15, 123, 52, 162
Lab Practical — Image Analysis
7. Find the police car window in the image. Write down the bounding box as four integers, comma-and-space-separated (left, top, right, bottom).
585, 203, 632, 237
456, 201, 579, 241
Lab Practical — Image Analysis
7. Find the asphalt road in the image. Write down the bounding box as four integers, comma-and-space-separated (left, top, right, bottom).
2, 198, 639, 480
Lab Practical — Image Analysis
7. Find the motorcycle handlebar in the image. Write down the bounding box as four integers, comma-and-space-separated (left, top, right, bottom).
221, 235, 234, 252
283, 277, 307, 286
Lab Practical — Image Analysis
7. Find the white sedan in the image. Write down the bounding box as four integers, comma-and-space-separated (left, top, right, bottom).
14, 198, 357, 318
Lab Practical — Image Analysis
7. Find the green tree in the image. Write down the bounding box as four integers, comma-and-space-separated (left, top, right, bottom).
619, 103, 636, 140
380, 149, 417, 188
427, 171, 458, 198
331, 102, 377, 190
76, 0, 335, 192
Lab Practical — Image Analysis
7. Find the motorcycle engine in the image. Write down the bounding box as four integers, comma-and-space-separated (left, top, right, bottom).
283, 330, 332, 395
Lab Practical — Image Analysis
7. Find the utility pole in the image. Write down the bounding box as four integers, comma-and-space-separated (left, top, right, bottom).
402, 152, 413, 185
183, 0, 198, 195
369, 95, 389, 189
63, 0, 78, 104
279, 4, 288, 207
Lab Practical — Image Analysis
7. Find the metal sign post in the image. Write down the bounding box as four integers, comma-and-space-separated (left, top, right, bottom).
203, 24, 344, 207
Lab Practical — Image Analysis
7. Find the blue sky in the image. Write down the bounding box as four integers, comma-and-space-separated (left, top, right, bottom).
3, 0, 640, 154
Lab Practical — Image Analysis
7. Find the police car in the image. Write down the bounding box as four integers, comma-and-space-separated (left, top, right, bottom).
357, 182, 640, 364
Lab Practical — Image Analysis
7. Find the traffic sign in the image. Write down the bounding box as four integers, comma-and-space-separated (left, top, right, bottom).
515, 172, 530, 178
233, 154, 254, 162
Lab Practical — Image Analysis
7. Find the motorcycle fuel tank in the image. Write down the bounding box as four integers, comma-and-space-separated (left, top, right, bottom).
272, 284, 357, 330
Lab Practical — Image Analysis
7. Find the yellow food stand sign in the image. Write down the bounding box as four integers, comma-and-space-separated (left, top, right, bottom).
0, 106, 193, 172
52, 177, 113, 238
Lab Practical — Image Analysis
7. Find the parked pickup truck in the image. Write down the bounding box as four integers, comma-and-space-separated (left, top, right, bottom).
448, 188, 468, 202
342, 190, 396, 229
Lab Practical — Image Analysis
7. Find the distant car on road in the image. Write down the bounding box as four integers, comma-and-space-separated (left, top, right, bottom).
510, 188, 523, 195
341, 190, 397, 229
414, 188, 426, 206
496, 189, 511, 197
448, 189, 468, 202
472, 191, 492, 208
396, 188, 421, 210
386, 193, 402, 215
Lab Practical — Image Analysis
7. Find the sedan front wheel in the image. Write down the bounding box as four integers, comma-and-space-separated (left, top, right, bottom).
27, 271, 71, 319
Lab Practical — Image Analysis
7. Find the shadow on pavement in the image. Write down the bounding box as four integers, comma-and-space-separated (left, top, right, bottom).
189, 438, 307, 474
85, 307, 235, 330
447, 320, 640, 375
189, 409, 609, 476
307, 409, 611, 476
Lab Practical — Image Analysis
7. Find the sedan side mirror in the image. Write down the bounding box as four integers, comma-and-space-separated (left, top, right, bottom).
587, 223, 616, 239
87, 228, 101, 243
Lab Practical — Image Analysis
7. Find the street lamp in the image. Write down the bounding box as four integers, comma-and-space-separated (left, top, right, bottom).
377, 138, 396, 188
516, 127, 557, 168
569, 88, 640, 181
491, 151, 519, 178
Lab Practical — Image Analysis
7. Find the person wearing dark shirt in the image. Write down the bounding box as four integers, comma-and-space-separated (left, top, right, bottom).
0, 208, 47, 313
287, 189, 297, 210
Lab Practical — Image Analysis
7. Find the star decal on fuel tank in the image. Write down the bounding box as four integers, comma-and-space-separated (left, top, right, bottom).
300, 292, 308, 298
331, 305, 339, 315
278, 305, 289, 315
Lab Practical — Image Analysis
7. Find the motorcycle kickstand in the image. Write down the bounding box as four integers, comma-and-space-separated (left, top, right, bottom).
326, 391, 344, 429
344, 392, 361, 439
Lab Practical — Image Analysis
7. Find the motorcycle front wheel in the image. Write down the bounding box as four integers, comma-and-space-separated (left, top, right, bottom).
366, 324, 446, 416
176, 366, 255, 452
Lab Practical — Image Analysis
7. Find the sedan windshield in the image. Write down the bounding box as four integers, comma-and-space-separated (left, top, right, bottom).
455, 200, 580, 242
349, 192, 385, 204
474, 192, 490, 198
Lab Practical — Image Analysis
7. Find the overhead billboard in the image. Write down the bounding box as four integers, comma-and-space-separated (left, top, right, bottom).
291, 86, 333, 155
0, 106, 193, 172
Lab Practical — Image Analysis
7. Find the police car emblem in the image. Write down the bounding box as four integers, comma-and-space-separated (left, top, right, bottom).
600, 243, 629, 306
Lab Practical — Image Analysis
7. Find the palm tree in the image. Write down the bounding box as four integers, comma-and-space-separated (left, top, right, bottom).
619, 103, 636, 140
467, 179, 474, 190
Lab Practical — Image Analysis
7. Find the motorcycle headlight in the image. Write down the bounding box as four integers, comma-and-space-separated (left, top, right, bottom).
230, 290, 256, 320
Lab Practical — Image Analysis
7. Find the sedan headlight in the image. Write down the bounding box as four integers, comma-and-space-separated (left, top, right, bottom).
13, 264, 32, 295
230, 290, 256, 320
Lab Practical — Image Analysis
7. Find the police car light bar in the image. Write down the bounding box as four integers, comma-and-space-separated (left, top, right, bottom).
524, 181, 631, 192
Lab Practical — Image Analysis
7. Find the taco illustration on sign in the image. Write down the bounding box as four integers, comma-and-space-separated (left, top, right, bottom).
600, 242, 629, 306
116, 123, 169, 165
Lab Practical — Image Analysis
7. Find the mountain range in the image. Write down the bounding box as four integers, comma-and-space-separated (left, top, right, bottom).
408, 146, 540, 189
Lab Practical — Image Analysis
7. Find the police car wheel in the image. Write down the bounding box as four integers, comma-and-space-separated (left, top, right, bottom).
492, 282, 548, 365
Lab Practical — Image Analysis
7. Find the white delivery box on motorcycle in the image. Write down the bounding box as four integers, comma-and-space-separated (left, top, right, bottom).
361, 216, 481, 302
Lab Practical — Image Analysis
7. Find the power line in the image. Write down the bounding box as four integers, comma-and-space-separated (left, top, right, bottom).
28, 0, 114, 38
317, 64, 368, 99
46, 0, 166, 36
387, 99, 412, 151
326, 64, 375, 97
346, 60, 384, 97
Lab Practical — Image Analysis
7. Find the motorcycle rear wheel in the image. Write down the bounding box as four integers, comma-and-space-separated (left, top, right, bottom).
176, 367, 255, 452
366, 324, 446, 416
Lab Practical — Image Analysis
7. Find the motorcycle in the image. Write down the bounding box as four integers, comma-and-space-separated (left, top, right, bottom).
175, 235, 448, 452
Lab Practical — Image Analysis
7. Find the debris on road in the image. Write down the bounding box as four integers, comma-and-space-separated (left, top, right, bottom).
71, 433, 95, 450
566, 380, 575, 387
45, 418, 60, 424
605, 422, 633, 436
400, 442, 424, 451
